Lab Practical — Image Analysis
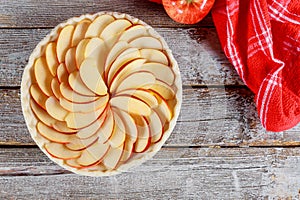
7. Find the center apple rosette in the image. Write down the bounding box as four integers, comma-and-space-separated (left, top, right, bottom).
21, 12, 182, 176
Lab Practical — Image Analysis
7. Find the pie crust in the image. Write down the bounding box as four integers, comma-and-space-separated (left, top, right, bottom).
21, 12, 182, 176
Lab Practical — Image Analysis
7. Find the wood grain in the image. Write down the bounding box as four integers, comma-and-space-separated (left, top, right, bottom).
1, 88, 300, 146
0, 0, 213, 28
0, 28, 242, 87
0, 147, 299, 199
1, 1, 299, 199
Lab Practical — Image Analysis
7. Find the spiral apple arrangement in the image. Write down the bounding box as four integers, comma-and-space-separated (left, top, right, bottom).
22, 12, 181, 174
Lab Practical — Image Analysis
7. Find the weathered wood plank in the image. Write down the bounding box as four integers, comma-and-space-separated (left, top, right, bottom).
0, 0, 213, 28
0, 28, 242, 87
0, 147, 299, 199
1, 88, 300, 146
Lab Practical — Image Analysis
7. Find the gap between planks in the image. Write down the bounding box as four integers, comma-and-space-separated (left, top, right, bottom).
0, 27, 243, 87
2, 87, 300, 147
2, 144, 300, 149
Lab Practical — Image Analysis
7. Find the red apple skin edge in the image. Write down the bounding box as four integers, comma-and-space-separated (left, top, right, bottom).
162, 0, 215, 24
148, 0, 162, 4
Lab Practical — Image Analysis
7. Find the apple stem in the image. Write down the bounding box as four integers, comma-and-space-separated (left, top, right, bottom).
186, 0, 194, 4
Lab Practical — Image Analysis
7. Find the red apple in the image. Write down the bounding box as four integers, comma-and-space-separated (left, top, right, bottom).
148, 0, 162, 4
162, 0, 215, 24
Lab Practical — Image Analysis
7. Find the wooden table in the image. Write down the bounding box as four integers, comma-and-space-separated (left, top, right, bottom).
1, 0, 300, 199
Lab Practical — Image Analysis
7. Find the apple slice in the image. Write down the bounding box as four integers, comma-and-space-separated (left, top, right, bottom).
56, 25, 74, 63
45, 96, 68, 121
140, 49, 169, 65
119, 25, 147, 42
68, 71, 96, 96
133, 117, 151, 153
30, 99, 56, 127
140, 62, 175, 85
119, 138, 135, 163
37, 122, 75, 143
79, 58, 107, 95
108, 112, 126, 148
45, 42, 59, 76
72, 19, 91, 47
84, 37, 105, 58
51, 78, 62, 99
76, 140, 110, 166
66, 159, 105, 169
84, 38, 108, 76
100, 19, 132, 49
147, 111, 163, 143
77, 109, 107, 139
104, 41, 130, 75
34, 57, 53, 96
116, 89, 158, 108
30, 84, 48, 109
60, 82, 97, 103
52, 121, 77, 133
112, 108, 138, 142
148, 80, 175, 100
65, 105, 105, 129
65, 159, 82, 169
83, 164, 107, 171
65, 134, 98, 151
98, 109, 114, 143
45, 143, 80, 160
102, 143, 124, 170
65, 47, 77, 73
75, 38, 90, 68
114, 71, 156, 93
107, 48, 141, 85
57, 63, 69, 83
110, 95, 151, 116
153, 93, 173, 122
109, 58, 146, 91
31, 98, 75, 134
59, 95, 108, 113
129, 36, 162, 50
85, 14, 115, 38
116, 61, 174, 86
31, 102, 76, 133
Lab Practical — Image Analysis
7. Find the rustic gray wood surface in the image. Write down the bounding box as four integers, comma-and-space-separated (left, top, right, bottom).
2, 88, 300, 147
0, 28, 242, 87
0, 147, 300, 199
0, 0, 299, 199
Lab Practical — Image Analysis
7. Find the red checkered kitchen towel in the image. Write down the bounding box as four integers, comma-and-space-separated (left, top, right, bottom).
212, 0, 300, 132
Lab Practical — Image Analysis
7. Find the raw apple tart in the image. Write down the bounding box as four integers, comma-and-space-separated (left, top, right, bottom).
21, 12, 182, 176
